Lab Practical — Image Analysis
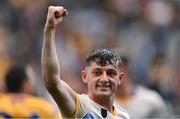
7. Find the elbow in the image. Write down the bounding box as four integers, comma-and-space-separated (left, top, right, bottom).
43, 74, 58, 93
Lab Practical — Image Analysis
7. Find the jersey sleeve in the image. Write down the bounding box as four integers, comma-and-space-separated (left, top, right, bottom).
74, 94, 88, 118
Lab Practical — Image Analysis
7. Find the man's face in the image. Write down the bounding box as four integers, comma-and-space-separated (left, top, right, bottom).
82, 62, 124, 98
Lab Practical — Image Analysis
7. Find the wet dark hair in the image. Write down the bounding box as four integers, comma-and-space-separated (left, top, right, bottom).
5, 65, 27, 93
85, 49, 122, 69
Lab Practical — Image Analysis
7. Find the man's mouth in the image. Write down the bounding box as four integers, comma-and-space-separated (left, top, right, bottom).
96, 84, 111, 88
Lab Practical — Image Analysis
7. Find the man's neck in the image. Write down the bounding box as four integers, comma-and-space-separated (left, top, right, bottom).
88, 94, 114, 112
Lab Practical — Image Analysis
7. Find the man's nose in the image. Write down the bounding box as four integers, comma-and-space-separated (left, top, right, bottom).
100, 72, 108, 82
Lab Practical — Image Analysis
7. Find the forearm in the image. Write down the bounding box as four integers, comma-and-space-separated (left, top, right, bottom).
41, 27, 60, 89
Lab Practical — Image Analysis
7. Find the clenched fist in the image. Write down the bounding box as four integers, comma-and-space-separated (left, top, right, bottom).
45, 6, 68, 29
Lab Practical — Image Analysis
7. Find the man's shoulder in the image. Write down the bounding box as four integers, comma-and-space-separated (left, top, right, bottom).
78, 94, 88, 98
77, 94, 90, 102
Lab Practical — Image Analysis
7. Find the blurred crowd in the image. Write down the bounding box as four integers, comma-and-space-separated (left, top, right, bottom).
0, 0, 180, 118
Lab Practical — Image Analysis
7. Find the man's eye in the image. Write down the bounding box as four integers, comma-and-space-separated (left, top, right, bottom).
107, 71, 117, 76
94, 71, 101, 75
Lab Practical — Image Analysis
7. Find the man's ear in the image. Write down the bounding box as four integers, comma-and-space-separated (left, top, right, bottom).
81, 70, 88, 83
118, 72, 125, 85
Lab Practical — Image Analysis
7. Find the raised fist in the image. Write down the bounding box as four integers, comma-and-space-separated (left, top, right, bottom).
45, 6, 68, 29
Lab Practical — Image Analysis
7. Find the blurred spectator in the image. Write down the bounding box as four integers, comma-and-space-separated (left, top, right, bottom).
0, 26, 12, 92
134, 0, 179, 83
0, 64, 58, 118
116, 55, 172, 118
147, 54, 177, 104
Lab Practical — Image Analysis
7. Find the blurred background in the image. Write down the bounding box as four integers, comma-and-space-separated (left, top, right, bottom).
0, 0, 179, 118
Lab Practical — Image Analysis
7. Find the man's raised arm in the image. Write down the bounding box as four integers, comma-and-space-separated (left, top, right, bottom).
41, 6, 77, 118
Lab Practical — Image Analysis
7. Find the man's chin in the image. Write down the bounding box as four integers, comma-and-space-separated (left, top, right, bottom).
97, 92, 111, 98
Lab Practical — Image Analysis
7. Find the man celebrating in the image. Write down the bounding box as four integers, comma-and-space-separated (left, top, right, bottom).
41, 6, 130, 119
